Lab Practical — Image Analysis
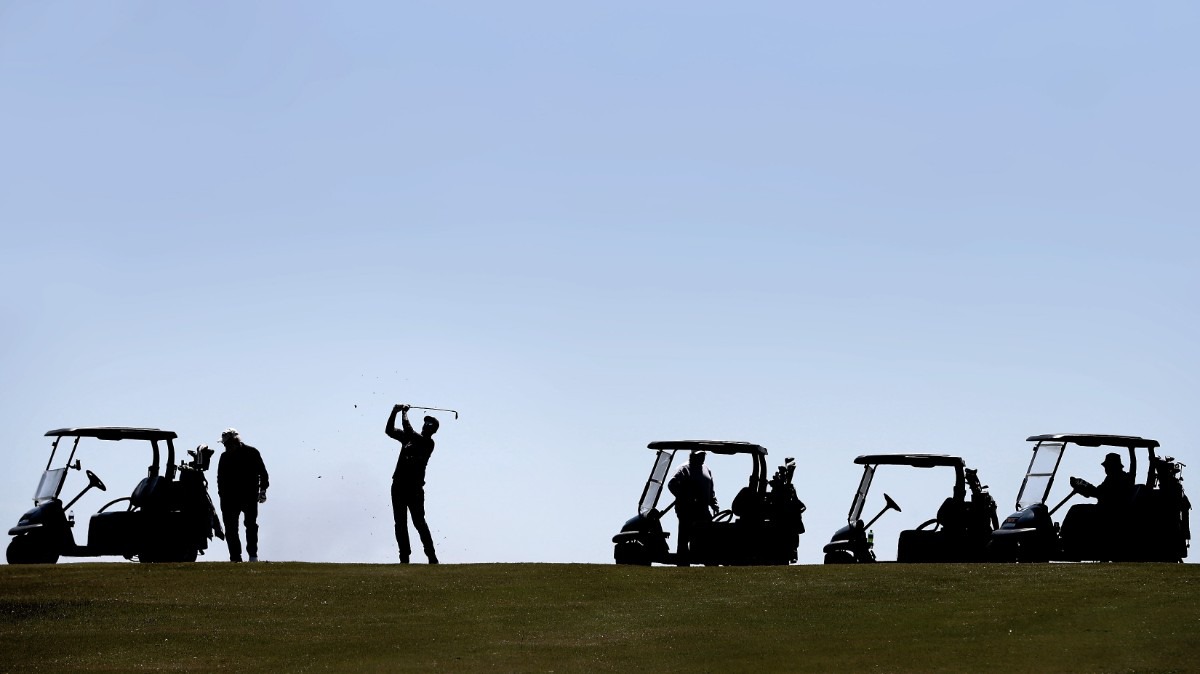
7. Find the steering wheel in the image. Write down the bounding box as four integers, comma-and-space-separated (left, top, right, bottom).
884, 493, 902, 513
712, 509, 734, 523
916, 518, 939, 531
86, 469, 107, 492
1048, 476, 1098, 518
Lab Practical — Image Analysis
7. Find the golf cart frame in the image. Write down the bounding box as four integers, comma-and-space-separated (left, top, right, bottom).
7, 427, 223, 564
613, 440, 806, 566
823, 454, 999, 564
990, 434, 1190, 562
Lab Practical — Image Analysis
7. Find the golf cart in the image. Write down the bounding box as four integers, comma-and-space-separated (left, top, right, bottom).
6, 427, 223, 564
823, 454, 999, 564
989, 434, 1190, 562
612, 440, 806, 566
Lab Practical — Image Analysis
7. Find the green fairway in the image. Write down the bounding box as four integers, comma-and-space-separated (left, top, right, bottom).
1, 562, 1197, 672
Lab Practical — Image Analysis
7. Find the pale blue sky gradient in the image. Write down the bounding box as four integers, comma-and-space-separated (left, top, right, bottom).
2, 2, 1197, 564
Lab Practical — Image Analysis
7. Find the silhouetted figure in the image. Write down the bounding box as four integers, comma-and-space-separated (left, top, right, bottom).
668, 450, 718, 557
386, 405, 440, 564
1072, 452, 1134, 508
216, 428, 269, 562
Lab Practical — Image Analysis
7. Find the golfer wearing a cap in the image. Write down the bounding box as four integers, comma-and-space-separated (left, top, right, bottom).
667, 450, 719, 559
385, 405, 440, 564
216, 429, 270, 562
1072, 452, 1134, 508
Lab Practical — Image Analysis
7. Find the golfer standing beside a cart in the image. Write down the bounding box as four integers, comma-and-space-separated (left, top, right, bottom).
668, 450, 719, 557
217, 428, 269, 562
386, 404, 440, 564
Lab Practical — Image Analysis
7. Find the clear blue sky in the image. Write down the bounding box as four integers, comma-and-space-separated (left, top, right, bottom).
2, 2, 1197, 564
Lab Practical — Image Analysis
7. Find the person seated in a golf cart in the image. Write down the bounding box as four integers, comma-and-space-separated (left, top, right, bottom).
1071, 452, 1134, 508
1060, 452, 1136, 555
667, 450, 719, 555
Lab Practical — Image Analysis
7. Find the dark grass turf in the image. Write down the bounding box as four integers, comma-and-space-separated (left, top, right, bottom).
1, 562, 1197, 672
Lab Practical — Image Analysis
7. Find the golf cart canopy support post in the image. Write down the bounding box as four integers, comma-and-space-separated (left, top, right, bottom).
847, 454, 967, 524
44, 428, 179, 480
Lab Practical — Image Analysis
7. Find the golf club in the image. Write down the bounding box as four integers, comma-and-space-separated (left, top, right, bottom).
399, 404, 459, 420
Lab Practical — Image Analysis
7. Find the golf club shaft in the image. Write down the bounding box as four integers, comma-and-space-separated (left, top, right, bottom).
402, 404, 459, 420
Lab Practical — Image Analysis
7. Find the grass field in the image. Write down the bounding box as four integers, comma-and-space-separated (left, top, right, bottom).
1, 562, 1197, 672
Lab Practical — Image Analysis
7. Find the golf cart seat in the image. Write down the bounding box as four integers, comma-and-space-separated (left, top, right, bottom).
1065, 501, 1128, 558
935, 498, 966, 532
897, 529, 943, 562
86, 477, 171, 555
896, 500, 972, 562
130, 476, 171, 509
732, 486, 764, 521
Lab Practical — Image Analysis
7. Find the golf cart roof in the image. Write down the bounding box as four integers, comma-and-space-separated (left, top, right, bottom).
1026, 434, 1159, 449
647, 440, 768, 456
45, 427, 178, 442
854, 453, 965, 468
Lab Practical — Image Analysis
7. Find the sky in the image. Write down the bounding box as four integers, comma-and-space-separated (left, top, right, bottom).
1, 2, 1197, 565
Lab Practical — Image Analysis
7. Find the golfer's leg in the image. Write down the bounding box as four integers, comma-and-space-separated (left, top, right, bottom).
221, 507, 242, 561
244, 500, 259, 559
391, 481, 411, 560
409, 489, 436, 562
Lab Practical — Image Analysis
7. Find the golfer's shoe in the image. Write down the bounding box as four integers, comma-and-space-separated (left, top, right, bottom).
249, 556, 259, 562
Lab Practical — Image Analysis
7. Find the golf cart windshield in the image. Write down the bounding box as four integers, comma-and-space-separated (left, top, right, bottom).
849, 465, 876, 523
34, 468, 67, 505
639, 450, 675, 516
1016, 441, 1065, 509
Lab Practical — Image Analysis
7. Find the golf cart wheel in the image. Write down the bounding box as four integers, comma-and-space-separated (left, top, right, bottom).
823, 550, 855, 564
614, 541, 652, 566
1014, 542, 1050, 564
985, 539, 1017, 563
6, 532, 60, 565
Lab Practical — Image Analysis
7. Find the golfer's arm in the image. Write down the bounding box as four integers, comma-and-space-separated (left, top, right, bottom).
385, 407, 403, 440
258, 454, 270, 490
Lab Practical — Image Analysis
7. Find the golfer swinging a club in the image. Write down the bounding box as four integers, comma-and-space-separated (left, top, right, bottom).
386, 404, 440, 564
